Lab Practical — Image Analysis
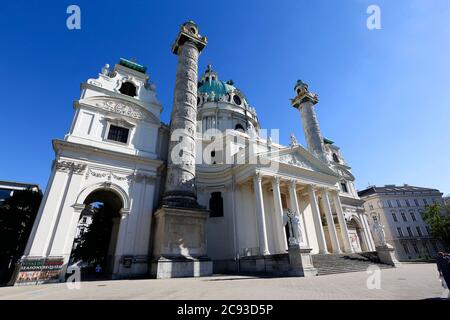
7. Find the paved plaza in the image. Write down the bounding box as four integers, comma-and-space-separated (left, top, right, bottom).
0, 263, 445, 300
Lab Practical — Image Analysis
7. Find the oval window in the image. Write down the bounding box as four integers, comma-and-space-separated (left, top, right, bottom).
233, 95, 242, 105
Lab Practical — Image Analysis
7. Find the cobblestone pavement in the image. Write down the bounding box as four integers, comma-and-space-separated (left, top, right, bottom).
0, 263, 445, 300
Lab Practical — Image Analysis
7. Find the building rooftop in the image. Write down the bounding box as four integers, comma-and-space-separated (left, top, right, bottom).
0, 180, 40, 190
358, 184, 442, 197
119, 58, 147, 74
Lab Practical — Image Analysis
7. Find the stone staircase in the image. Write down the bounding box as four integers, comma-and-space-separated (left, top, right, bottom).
312, 252, 393, 276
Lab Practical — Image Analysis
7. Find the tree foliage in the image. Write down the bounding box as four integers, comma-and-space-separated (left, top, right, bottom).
70, 203, 113, 267
422, 203, 450, 250
0, 188, 42, 260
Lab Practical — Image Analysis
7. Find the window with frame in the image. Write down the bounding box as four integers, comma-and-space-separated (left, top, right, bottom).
416, 226, 423, 237
414, 199, 419, 206
388, 200, 393, 208
340, 181, 348, 193
397, 227, 404, 237
406, 227, 413, 237
332, 153, 340, 163
412, 242, 419, 254
401, 211, 407, 222
426, 226, 430, 235
410, 211, 416, 221
423, 198, 428, 206
119, 81, 137, 97
402, 243, 410, 254
107, 125, 129, 143
405, 199, 411, 207
392, 211, 398, 222
209, 192, 224, 218
396, 199, 402, 207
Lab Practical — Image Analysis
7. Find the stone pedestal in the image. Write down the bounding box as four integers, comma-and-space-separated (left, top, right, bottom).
376, 244, 401, 267
150, 206, 212, 278
287, 245, 318, 277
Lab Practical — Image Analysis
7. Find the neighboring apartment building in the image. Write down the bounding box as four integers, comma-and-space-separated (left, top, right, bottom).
0, 180, 40, 202
358, 184, 446, 261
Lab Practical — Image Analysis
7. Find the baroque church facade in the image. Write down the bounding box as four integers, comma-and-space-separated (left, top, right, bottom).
13, 21, 380, 284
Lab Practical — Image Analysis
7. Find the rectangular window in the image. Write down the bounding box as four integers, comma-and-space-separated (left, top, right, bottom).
388, 200, 392, 208
414, 199, 419, 207
340, 182, 348, 193
402, 243, 410, 254
405, 199, 411, 207
107, 125, 129, 143
396, 199, 402, 207
412, 242, 419, 254
401, 211, 407, 222
397, 227, 403, 237
407, 227, 413, 237
426, 226, 430, 235
410, 212, 416, 221
392, 212, 398, 222
416, 226, 423, 237
423, 199, 428, 206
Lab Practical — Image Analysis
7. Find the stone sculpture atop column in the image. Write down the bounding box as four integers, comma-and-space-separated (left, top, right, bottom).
290, 80, 328, 163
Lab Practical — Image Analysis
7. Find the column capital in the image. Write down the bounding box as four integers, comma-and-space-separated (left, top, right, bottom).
254, 171, 263, 182
272, 176, 281, 186
288, 179, 297, 189
172, 21, 208, 55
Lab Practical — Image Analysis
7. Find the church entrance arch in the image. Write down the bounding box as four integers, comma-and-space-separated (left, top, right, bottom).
69, 189, 123, 280
347, 217, 368, 252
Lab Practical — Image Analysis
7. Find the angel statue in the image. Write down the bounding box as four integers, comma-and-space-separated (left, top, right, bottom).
286, 209, 303, 247
372, 212, 386, 246
290, 133, 298, 147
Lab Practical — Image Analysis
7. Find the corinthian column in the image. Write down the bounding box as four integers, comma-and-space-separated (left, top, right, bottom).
163, 21, 207, 208
254, 172, 269, 255
330, 190, 353, 253
320, 189, 341, 253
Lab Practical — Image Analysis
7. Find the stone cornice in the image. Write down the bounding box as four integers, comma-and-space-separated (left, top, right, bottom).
53, 139, 164, 169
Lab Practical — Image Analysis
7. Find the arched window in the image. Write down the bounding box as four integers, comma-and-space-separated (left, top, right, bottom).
209, 192, 223, 217
235, 123, 245, 132
119, 82, 137, 97
332, 153, 340, 163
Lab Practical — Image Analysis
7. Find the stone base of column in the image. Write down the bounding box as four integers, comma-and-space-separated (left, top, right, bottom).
162, 190, 205, 209
151, 205, 212, 278
287, 245, 318, 277
150, 256, 212, 279
376, 244, 401, 267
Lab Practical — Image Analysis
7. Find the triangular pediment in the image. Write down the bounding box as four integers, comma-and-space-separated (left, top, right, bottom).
261, 145, 340, 178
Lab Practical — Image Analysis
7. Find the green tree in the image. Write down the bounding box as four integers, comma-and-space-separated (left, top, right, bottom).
422, 203, 450, 250
70, 203, 113, 268
0, 188, 42, 282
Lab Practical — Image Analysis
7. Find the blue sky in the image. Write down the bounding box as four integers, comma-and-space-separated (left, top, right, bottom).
0, 0, 449, 195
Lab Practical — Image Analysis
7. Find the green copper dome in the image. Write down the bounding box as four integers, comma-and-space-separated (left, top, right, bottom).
198, 79, 236, 101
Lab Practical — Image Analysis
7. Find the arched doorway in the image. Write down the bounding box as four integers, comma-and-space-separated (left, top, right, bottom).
69, 189, 123, 280
347, 218, 368, 252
